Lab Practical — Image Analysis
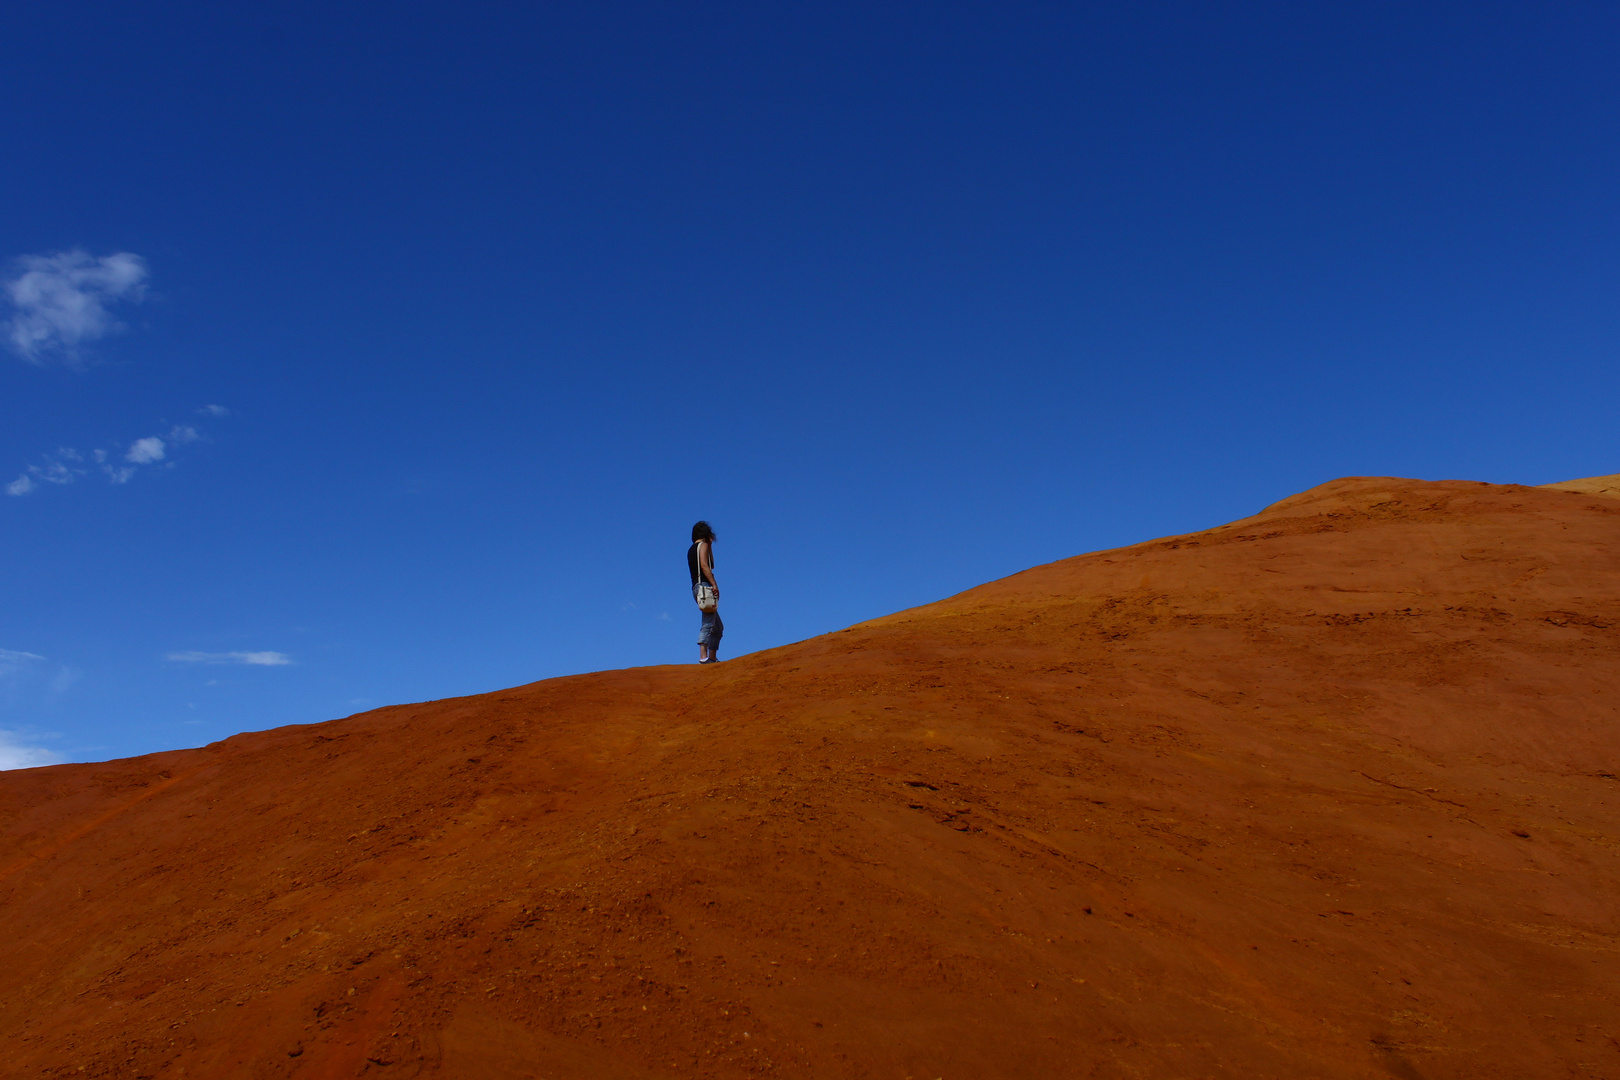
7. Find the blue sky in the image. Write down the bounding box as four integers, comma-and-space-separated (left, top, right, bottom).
3, 1, 1617, 767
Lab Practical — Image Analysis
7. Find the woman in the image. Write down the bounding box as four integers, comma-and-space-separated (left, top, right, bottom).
688, 521, 722, 663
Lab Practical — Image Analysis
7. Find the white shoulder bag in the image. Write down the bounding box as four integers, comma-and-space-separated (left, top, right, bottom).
693, 543, 718, 612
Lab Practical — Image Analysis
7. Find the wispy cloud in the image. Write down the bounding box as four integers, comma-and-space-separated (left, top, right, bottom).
167, 650, 292, 666
0, 648, 78, 697
5, 448, 88, 494
0, 729, 61, 771
7, 411, 226, 496
0, 652, 78, 754
0, 648, 48, 680
4, 250, 148, 365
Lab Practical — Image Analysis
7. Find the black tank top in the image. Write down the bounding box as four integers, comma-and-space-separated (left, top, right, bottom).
687, 541, 712, 586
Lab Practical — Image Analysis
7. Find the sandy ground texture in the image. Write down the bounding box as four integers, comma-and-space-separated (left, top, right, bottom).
1540, 472, 1620, 500
2, 476, 1618, 1080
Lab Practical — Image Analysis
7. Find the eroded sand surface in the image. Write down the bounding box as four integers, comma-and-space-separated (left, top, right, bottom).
2, 476, 1618, 1079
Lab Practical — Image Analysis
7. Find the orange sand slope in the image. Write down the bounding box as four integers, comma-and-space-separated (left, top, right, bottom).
2, 476, 1618, 1080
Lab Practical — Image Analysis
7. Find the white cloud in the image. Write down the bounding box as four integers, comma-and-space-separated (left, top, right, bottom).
0, 730, 61, 771
5, 250, 148, 364
7, 447, 90, 494
126, 436, 165, 464
167, 650, 292, 666
36, 452, 83, 484
9, 408, 226, 496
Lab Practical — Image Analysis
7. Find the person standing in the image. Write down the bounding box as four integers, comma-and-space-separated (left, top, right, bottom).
688, 521, 722, 663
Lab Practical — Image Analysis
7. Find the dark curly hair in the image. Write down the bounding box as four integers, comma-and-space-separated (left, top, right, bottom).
691, 520, 715, 542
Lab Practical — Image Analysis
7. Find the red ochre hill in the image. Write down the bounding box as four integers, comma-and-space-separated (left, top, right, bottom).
3, 476, 1619, 1080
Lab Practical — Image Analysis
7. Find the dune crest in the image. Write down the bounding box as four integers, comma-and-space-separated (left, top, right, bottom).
1539, 472, 1620, 499
3, 476, 1617, 1079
